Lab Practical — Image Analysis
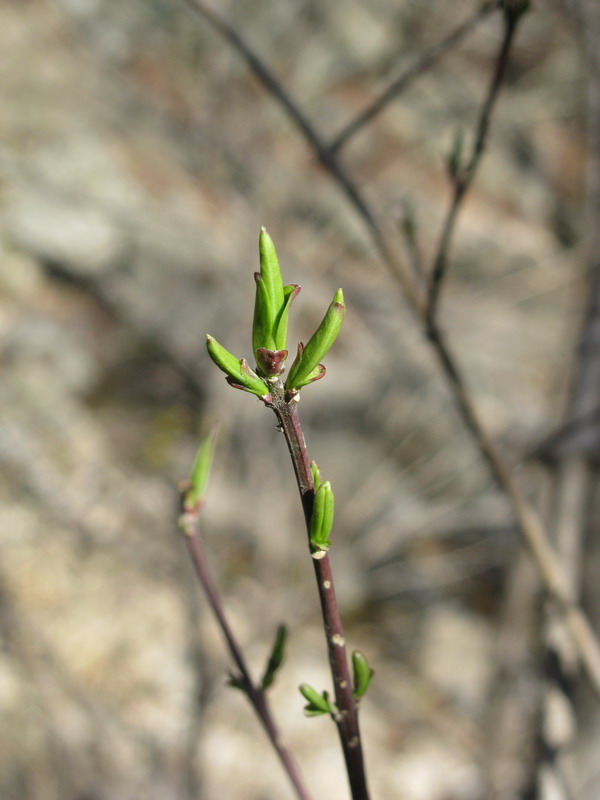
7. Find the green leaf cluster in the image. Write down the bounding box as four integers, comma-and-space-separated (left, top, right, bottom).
205, 228, 345, 395
299, 683, 332, 717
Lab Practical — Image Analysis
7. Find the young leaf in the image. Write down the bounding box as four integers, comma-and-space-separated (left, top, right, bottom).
252, 272, 276, 354
352, 650, 374, 700
261, 624, 288, 691
259, 228, 285, 321
310, 460, 322, 491
252, 228, 285, 354
182, 426, 219, 512
206, 335, 270, 398
309, 480, 334, 553
273, 283, 300, 352
227, 672, 246, 692
299, 683, 332, 716
285, 289, 345, 392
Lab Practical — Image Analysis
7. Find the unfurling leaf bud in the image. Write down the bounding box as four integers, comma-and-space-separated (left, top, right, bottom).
352, 650, 374, 700
255, 348, 288, 378
299, 683, 332, 716
261, 624, 288, 690
252, 228, 300, 375
182, 426, 219, 512
206, 335, 271, 399
309, 480, 334, 555
285, 289, 345, 392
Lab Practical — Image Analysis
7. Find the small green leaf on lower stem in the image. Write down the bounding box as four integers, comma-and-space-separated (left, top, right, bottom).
352, 650, 374, 700
183, 426, 219, 512
299, 683, 332, 716
227, 672, 246, 692
261, 624, 288, 691
309, 480, 334, 553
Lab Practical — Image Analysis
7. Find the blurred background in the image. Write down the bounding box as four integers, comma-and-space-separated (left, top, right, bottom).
1, 0, 599, 798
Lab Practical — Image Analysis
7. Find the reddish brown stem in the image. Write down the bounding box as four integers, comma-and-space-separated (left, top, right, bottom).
269, 385, 370, 800
180, 519, 312, 800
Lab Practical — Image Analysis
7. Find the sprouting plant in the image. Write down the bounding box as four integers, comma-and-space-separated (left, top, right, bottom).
203, 228, 373, 800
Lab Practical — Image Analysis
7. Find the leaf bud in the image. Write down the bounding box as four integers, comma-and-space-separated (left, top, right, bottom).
285, 289, 345, 392
206, 335, 270, 399
352, 650, 374, 700
309, 480, 334, 554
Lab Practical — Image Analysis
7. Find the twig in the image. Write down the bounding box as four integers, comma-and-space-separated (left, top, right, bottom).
178, 516, 313, 800
327, 1, 499, 154
184, 0, 422, 313
426, 6, 521, 326
185, 0, 600, 697
267, 384, 370, 800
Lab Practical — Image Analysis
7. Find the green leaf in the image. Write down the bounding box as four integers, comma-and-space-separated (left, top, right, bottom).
261, 624, 288, 691
259, 228, 285, 321
309, 480, 334, 553
310, 460, 322, 491
273, 283, 300, 352
299, 683, 332, 716
206, 335, 270, 399
252, 228, 285, 355
182, 426, 218, 512
227, 672, 246, 692
285, 289, 345, 392
352, 650, 374, 700
252, 273, 276, 354
252, 230, 299, 373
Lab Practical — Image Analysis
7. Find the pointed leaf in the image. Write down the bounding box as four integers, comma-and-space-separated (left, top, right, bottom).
252, 272, 276, 354
206, 335, 270, 398
309, 480, 334, 552
261, 624, 288, 690
183, 426, 218, 512
310, 460, 322, 491
273, 283, 300, 351
259, 227, 285, 316
285, 289, 345, 391
352, 650, 374, 700
299, 683, 332, 715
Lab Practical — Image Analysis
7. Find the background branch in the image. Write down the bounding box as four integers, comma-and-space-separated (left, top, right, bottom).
327, 1, 499, 154
426, 6, 523, 325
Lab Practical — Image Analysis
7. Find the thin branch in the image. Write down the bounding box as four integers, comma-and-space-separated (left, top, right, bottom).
426, 7, 521, 326
178, 516, 313, 800
185, 0, 422, 313
269, 385, 370, 800
327, 1, 499, 154
185, 0, 600, 697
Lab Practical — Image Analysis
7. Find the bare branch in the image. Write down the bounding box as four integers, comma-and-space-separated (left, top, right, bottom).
179, 516, 312, 800
185, 0, 423, 312
426, 8, 521, 326
328, 2, 499, 154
